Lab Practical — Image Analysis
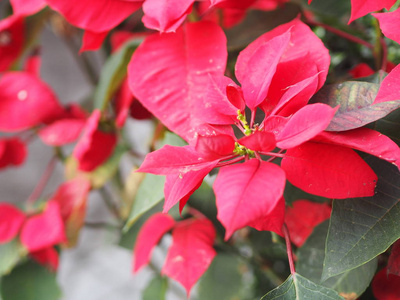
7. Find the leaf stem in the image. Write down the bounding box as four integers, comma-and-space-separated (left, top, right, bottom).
305, 18, 374, 49
283, 223, 296, 275
215, 155, 244, 168
27, 154, 58, 206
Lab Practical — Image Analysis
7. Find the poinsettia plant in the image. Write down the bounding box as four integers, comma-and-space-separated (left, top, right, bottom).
1, 0, 400, 299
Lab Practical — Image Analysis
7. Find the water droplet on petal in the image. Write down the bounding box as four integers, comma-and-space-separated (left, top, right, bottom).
17, 90, 28, 101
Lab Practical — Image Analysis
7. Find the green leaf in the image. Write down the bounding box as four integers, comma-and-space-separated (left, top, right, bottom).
0, 240, 27, 276
143, 275, 167, 300
260, 273, 343, 300
124, 173, 166, 231
94, 38, 143, 111
1, 261, 62, 300
310, 81, 400, 131
124, 132, 187, 231
198, 254, 247, 300
322, 155, 400, 281
297, 221, 377, 299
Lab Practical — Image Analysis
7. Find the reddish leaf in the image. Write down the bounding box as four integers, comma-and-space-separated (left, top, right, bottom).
162, 218, 216, 296
374, 64, 400, 104
0, 16, 24, 72
20, 201, 66, 252
372, 267, 400, 300
349, 63, 375, 78
214, 159, 286, 239
349, 0, 396, 23
115, 78, 134, 127
24, 53, 41, 77
142, 0, 196, 33
10, 0, 46, 16
281, 142, 377, 199
314, 128, 400, 171
39, 119, 86, 146
374, 9, 400, 45
248, 196, 285, 236
164, 160, 219, 213
285, 200, 331, 247
0, 203, 25, 244
138, 145, 217, 175
235, 30, 291, 109
238, 131, 276, 152
30, 247, 59, 271
194, 134, 236, 160
195, 75, 239, 125
0, 72, 65, 132
46, 0, 142, 32
50, 178, 91, 246
0, 137, 27, 169
128, 21, 227, 142
275, 103, 337, 149
80, 30, 108, 52
72, 110, 117, 171
226, 84, 245, 111
133, 213, 175, 272
388, 239, 400, 276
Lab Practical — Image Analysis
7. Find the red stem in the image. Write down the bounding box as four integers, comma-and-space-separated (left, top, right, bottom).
250, 108, 256, 128
215, 156, 244, 168
27, 155, 58, 205
283, 223, 296, 275
305, 19, 374, 49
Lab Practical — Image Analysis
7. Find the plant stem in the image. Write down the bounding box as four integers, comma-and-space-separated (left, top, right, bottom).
27, 154, 58, 205
99, 186, 122, 221
305, 18, 374, 49
283, 223, 296, 275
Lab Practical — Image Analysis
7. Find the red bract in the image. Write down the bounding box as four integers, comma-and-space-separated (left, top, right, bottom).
349, 0, 396, 24
372, 267, 400, 300
348, 62, 396, 78
134, 19, 399, 239
0, 72, 65, 132
374, 64, 400, 105
0, 203, 25, 243
128, 21, 227, 142
373, 9, 400, 45
10, 0, 46, 16
133, 213, 216, 295
72, 110, 117, 171
0, 16, 24, 72
284, 200, 332, 247
0, 137, 27, 169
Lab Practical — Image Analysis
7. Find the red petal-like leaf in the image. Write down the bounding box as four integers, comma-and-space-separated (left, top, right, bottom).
142, 0, 195, 33
0, 72, 65, 132
236, 30, 291, 109
128, 21, 227, 142
24, 53, 41, 77
374, 64, 400, 104
349, 0, 396, 24
10, 0, 46, 16
72, 110, 117, 171
20, 201, 66, 252
248, 196, 285, 236
46, 0, 142, 32
138, 145, 216, 175
0, 203, 25, 244
285, 200, 331, 247
115, 78, 134, 127
238, 131, 276, 152
80, 30, 108, 52
214, 159, 286, 240
164, 160, 219, 212
314, 128, 400, 171
281, 142, 377, 199
30, 247, 59, 271
349, 63, 374, 79
372, 267, 400, 300
194, 134, 235, 160
50, 178, 91, 222
374, 9, 400, 45
275, 103, 337, 149
39, 119, 86, 146
133, 213, 175, 272
388, 239, 400, 276
162, 218, 216, 296
0, 16, 24, 72
0, 137, 27, 169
